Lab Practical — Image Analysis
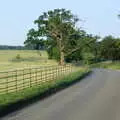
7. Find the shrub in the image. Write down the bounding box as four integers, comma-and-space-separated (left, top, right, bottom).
16, 54, 21, 60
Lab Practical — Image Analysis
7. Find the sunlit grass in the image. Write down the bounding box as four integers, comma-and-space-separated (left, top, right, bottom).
0, 50, 57, 71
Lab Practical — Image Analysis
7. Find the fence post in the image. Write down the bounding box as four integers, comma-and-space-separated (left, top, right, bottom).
51, 67, 54, 81
70, 64, 72, 73
6, 72, 8, 94
23, 69, 25, 90
35, 68, 37, 85
63, 65, 67, 74
56, 66, 58, 79
41, 69, 43, 85
60, 66, 62, 75
30, 68, 32, 87
45, 67, 47, 82
16, 70, 17, 92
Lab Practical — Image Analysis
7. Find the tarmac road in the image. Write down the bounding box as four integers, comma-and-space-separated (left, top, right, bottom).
2, 69, 120, 120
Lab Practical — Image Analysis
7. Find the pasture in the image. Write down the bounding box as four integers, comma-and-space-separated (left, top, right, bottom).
0, 50, 57, 71
0, 50, 72, 95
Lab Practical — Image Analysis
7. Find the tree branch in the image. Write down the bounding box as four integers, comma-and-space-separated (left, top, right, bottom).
65, 47, 81, 57
65, 39, 95, 57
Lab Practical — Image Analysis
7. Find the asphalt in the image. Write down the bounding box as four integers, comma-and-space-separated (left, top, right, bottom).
1, 69, 120, 120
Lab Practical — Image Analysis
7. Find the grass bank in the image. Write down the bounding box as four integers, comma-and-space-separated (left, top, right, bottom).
91, 61, 120, 70
0, 67, 91, 117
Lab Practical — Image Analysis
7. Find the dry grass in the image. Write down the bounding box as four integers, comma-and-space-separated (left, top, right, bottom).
0, 50, 57, 71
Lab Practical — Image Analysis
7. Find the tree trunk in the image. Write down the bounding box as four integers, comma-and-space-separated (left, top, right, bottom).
59, 51, 65, 65
58, 33, 65, 65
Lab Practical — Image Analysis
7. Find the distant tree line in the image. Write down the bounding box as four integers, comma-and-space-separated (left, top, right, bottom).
24, 9, 120, 65
65, 35, 120, 64
0, 45, 25, 50
0, 45, 45, 50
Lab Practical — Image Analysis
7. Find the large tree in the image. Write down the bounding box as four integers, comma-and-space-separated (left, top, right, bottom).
25, 9, 85, 65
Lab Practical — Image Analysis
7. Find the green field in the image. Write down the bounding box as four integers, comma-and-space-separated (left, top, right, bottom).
0, 50, 58, 71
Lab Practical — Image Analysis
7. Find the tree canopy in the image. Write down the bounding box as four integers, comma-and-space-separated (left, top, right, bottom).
24, 9, 120, 65
25, 9, 94, 65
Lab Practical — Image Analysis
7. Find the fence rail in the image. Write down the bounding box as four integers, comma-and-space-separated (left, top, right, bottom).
0, 65, 72, 94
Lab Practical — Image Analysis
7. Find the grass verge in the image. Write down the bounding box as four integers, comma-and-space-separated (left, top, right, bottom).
91, 61, 120, 70
0, 67, 91, 117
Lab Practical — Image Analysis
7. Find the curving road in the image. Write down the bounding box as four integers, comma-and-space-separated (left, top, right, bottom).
1, 69, 120, 120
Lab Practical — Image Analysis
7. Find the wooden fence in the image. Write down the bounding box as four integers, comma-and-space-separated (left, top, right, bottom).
0, 65, 72, 94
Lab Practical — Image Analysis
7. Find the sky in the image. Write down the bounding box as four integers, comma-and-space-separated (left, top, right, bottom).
0, 0, 120, 46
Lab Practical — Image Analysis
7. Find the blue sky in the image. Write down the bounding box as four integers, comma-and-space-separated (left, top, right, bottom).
0, 0, 120, 45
